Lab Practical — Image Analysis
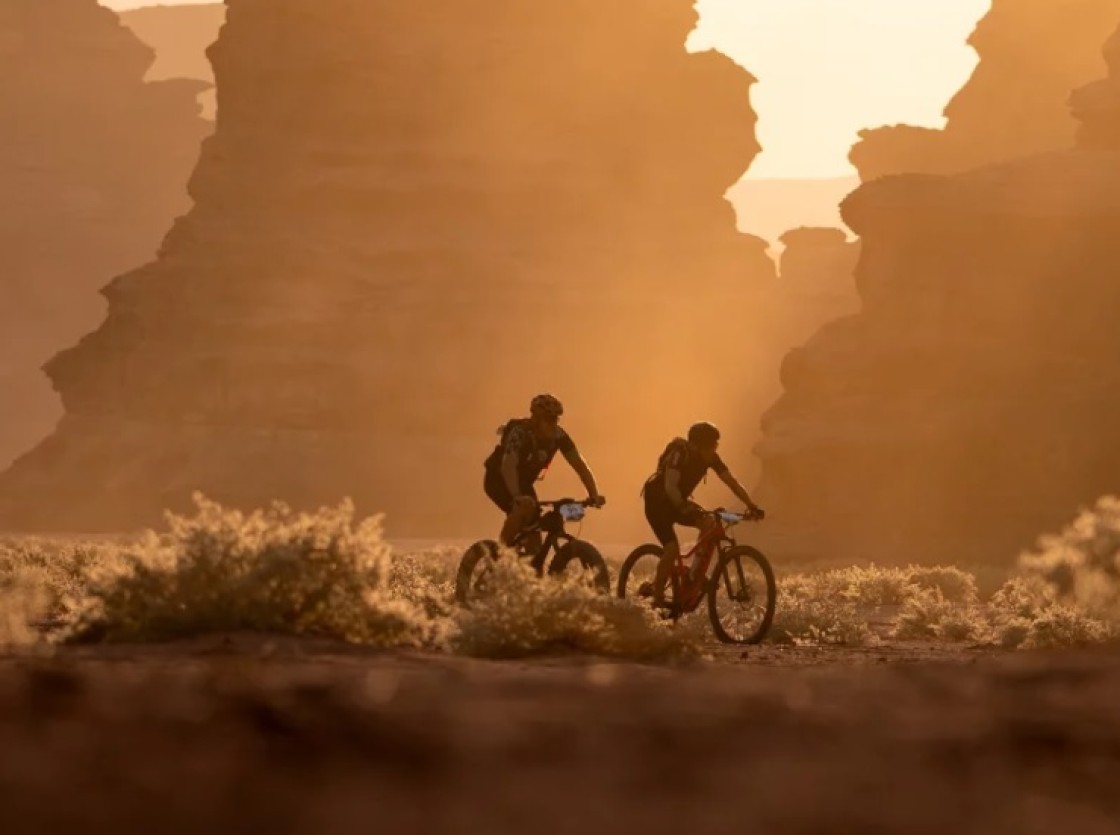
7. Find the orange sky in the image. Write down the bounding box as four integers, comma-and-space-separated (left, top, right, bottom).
102, 0, 990, 180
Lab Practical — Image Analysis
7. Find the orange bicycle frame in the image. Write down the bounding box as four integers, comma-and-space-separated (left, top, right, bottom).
671, 514, 728, 611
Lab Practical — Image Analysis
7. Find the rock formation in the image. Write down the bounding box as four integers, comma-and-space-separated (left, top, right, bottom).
119, 3, 224, 120
754, 22, 1120, 566
0, 0, 209, 473
774, 228, 860, 325
0, 0, 775, 535
851, 0, 1120, 182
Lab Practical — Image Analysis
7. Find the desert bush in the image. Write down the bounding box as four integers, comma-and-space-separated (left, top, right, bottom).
66, 494, 435, 647
1016, 496, 1120, 617
452, 552, 704, 661
769, 572, 876, 646
5, 496, 1120, 656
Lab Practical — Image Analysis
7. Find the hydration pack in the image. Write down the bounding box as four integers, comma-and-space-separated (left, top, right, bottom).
484, 418, 557, 481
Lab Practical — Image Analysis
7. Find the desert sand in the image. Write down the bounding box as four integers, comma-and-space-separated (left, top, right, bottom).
3, 637, 1119, 835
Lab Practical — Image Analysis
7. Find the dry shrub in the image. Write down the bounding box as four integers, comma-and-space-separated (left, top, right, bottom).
66, 494, 434, 647
6, 495, 1120, 656
452, 552, 704, 661
770, 572, 876, 646
983, 498, 1120, 648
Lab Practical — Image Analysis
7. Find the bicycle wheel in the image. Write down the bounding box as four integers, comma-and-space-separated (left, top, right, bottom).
707, 545, 776, 644
454, 539, 501, 605
547, 539, 611, 594
616, 544, 682, 618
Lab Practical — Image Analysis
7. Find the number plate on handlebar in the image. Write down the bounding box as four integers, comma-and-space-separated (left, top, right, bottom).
559, 503, 586, 522
717, 511, 744, 525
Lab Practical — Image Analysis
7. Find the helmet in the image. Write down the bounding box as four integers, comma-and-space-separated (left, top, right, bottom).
687, 421, 721, 446
530, 393, 564, 419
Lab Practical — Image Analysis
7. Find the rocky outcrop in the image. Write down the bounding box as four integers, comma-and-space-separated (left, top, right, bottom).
0, 0, 209, 472
754, 24, 1120, 565
749, 227, 861, 374
851, 0, 1120, 181
118, 3, 224, 120
775, 228, 860, 320
0, 0, 774, 535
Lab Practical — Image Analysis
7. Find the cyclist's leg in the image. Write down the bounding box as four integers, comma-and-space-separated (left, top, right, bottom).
515, 483, 543, 554
644, 495, 680, 604
485, 468, 521, 546
496, 477, 539, 549
656, 502, 710, 601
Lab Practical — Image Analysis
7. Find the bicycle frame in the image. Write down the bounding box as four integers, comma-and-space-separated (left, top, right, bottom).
510, 499, 584, 574
670, 513, 736, 612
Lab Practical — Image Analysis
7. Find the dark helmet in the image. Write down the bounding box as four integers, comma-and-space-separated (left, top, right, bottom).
687, 421, 721, 446
530, 393, 564, 419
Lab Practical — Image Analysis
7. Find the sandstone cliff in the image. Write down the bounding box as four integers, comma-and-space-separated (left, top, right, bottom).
851, 0, 1120, 181
0, 0, 209, 473
754, 24, 1120, 565
118, 3, 224, 120
0, 0, 774, 535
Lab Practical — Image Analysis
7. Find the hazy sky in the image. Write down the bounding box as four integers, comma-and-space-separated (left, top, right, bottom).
101, 0, 991, 179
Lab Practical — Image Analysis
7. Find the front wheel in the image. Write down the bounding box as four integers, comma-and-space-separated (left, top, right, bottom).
548, 540, 611, 594
707, 545, 776, 645
455, 539, 501, 605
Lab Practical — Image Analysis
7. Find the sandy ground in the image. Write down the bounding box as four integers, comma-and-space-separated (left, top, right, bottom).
3, 638, 1120, 835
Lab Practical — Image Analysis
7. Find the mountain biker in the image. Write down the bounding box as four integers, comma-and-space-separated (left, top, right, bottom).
483, 394, 605, 548
641, 421, 764, 607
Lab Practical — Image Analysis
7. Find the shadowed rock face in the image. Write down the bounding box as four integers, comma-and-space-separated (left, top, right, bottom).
775, 228, 860, 322
118, 3, 225, 120
851, 0, 1120, 182
753, 24, 1120, 566
0, 0, 209, 472
0, 0, 775, 535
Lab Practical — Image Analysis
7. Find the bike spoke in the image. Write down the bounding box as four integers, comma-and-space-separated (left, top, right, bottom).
710, 552, 771, 643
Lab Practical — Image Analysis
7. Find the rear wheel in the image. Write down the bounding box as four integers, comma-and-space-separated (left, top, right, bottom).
455, 539, 501, 605
707, 545, 776, 644
548, 540, 611, 593
617, 544, 680, 618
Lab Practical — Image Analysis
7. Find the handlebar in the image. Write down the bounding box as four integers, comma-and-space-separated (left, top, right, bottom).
536, 497, 605, 509
711, 506, 765, 526
536, 497, 605, 524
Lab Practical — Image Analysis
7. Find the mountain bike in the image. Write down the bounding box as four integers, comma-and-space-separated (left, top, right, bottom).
455, 498, 610, 605
616, 508, 776, 644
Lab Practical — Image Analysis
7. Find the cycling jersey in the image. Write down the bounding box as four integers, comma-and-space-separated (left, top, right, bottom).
643, 437, 728, 501
484, 418, 577, 485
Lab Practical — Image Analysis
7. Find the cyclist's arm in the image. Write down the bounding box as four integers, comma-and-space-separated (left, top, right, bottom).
561, 446, 603, 503
716, 468, 759, 510
664, 467, 687, 509
501, 427, 527, 498
501, 450, 523, 499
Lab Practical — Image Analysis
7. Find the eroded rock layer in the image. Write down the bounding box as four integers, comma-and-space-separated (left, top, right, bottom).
754, 25, 1120, 565
851, 0, 1120, 181
0, 0, 208, 471
0, 0, 774, 534
119, 2, 225, 120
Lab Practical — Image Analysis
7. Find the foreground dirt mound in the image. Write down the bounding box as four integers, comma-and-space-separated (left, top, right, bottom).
2, 643, 1119, 834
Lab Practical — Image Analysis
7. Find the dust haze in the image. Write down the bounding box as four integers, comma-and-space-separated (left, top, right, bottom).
3, 0, 1120, 832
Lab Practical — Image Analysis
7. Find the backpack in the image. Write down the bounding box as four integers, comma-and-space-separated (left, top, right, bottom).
641, 437, 688, 496
484, 418, 558, 481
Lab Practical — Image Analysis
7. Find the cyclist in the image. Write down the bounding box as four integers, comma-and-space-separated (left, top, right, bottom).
483, 393, 605, 548
641, 421, 764, 607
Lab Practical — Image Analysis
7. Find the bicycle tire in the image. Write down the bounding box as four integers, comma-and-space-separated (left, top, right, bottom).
706, 544, 776, 645
617, 543, 683, 619
547, 539, 611, 594
454, 539, 501, 606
